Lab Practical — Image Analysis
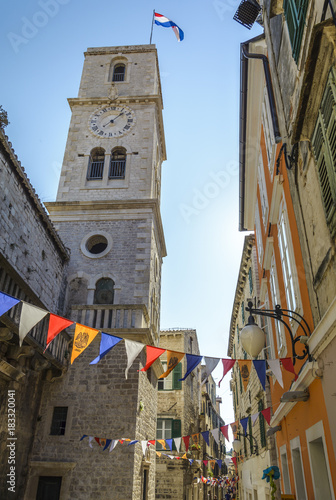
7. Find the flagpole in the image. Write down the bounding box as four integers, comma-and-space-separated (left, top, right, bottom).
149, 9, 155, 44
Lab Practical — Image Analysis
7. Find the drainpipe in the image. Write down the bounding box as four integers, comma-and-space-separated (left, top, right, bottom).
241, 45, 281, 143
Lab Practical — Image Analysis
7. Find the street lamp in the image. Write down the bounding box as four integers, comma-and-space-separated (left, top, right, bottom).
240, 301, 312, 365
232, 432, 258, 455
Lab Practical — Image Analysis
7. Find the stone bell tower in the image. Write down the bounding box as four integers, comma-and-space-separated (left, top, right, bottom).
25, 45, 166, 500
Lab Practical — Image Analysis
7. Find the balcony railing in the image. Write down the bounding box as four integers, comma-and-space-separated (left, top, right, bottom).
87, 160, 104, 179
109, 160, 125, 179
70, 304, 150, 331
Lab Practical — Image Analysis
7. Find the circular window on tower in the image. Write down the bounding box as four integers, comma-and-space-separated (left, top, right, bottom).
80, 231, 113, 259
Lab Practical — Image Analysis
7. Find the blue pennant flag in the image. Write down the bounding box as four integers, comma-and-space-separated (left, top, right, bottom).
90, 332, 122, 365
201, 431, 210, 446
240, 417, 249, 435
80, 434, 88, 441
103, 439, 112, 451
179, 354, 203, 381
0, 291, 20, 317
217, 459, 222, 469
253, 360, 266, 390
128, 440, 139, 446
166, 438, 173, 450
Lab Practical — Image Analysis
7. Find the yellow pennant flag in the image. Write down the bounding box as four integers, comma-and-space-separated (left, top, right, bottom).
191, 433, 199, 445
238, 360, 252, 392
157, 440, 167, 450
159, 350, 184, 379
71, 324, 99, 364
210, 460, 216, 470
181, 453, 188, 459
156, 451, 162, 457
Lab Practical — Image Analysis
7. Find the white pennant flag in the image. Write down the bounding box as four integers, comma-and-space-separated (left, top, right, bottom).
124, 339, 144, 379
19, 302, 48, 346
211, 428, 219, 444
88, 436, 94, 448
202, 357, 220, 384
251, 412, 259, 427
174, 437, 181, 452
267, 359, 284, 388
109, 440, 118, 453
168, 455, 174, 460
141, 440, 148, 456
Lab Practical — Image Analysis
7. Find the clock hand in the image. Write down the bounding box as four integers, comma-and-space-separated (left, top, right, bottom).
113, 112, 124, 121
102, 112, 124, 127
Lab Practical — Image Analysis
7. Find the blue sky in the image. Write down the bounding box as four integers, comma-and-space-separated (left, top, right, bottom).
1, 0, 262, 428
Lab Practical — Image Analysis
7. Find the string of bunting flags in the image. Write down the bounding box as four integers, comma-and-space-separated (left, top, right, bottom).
0, 290, 298, 387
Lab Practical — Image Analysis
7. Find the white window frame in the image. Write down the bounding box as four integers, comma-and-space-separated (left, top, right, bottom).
279, 444, 291, 494
306, 421, 335, 500
156, 418, 172, 450
264, 291, 276, 360
262, 86, 276, 178
257, 152, 269, 229
290, 436, 308, 500
270, 254, 286, 355
255, 203, 264, 266
158, 362, 173, 390
278, 198, 302, 320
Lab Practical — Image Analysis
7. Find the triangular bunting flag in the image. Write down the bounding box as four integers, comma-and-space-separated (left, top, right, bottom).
0, 291, 20, 317
156, 451, 162, 457
109, 440, 118, 452
218, 358, 236, 387
201, 356, 220, 384
179, 354, 203, 381
232, 456, 237, 468
261, 407, 272, 425
267, 359, 284, 388
183, 435, 190, 452
166, 438, 173, 450
80, 434, 88, 441
159, 350, 184, 378
140, 345, 166, 371
103, 439, 112, 451
191, 433, 199, 445
124, 339, 144, 379
211, 428, 219, 444
181, 453, 187, 459
188, 459, 194, 465
251, 412, 259, 426
231, 421, 239, 438
148, 440, 156, 446
203, 460, 208, 466
141, 441, 148, 456
88, 436, 94, 448
217, 459, 222, 469
100, 439, 106, 449
281, 357, 298, 380
253, 359, 266, 390
94, 437, 101, 446
238, 360, 252, 391
19, 302, 48, 346
201, 431, 210, 446
240, 417, 249, 435
90, 332, 122, 365
157, 439, 167, 450
45, 313, 74, 351
71, 324, 99, 364
174, 437, 181, 452
220, 425, 229, 442
128, 440, 139, 446
210, 460, 216, 470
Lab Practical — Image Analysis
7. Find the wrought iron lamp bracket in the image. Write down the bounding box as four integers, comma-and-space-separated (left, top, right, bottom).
236, 432, 259, 455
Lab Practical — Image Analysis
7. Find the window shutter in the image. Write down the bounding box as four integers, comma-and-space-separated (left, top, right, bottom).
283, 0, 308, 63
248, 416, 253, 455
172, 419, 181, 438
248, 267, 253, 294
173, 363, 182, 390
258, 399, 266, 448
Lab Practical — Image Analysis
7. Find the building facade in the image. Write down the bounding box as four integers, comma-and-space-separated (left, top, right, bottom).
21, 44, 167, 500
237, 2, 336, 496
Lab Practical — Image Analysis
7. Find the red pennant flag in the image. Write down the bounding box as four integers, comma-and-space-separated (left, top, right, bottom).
261, 407, 272, 425
94, 437, 101, 446
281, 357, 298, 380
183, 435, 190, 452
203, 460, 208, 466
220, 425, 229, 441
140, 346, 166, 372
232, 456, 237, 469
218, 358, 236, 387
148, 440, 156, 446
45, 314, 74, 351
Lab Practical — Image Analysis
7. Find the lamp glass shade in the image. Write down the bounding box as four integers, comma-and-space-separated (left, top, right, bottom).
240, 323, 265, 358
232, 439, 242, 453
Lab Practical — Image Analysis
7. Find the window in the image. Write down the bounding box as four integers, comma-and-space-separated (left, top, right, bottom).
263, 292, 275, 359
312, 67, 336, 236
290, 437, 307, 500
306, 421, 333, 499
112, 64, 125, 82
156, 419, 181, 450
258, 399, 266, 448
87, 148, 105, 180
255, 204, 263, 265
109, 148, 126, 179
270, 255, 285, 353
280, 445, 291, 494
262, 86, 276, 176
158, 362, 182, 390
86, 235, 108, 255
283, 0, 308, 63
258, 153, 269, 228
94, 278, 115, 305
36, 476, 62, 500
50, 407, 68, 436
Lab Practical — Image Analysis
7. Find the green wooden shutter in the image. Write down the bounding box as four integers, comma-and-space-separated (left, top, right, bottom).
248, 267, 253, 294
283, 0, 308, 63
248, 416, 253, 455
173, 363, 182, 390
172, 419, 181, 450
312, 68, 336, 233
258, 399, 266, 448
241, 301, 245, 324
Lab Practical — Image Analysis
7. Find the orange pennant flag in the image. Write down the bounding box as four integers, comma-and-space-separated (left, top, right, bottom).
159, 350, 184, 379
156, 451, 162, 457
210, 460, 216, 470
231, 421, 239, 439
181, 453, 188, 459
191, 433, 199, 445
71, 324, 99, 364
157, 439, 167, 450
238, 360, 252, 392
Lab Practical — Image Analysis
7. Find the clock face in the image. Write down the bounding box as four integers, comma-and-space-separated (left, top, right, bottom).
89, 105, 135, 138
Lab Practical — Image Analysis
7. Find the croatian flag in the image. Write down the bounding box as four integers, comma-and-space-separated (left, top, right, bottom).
154, 12, 184, 42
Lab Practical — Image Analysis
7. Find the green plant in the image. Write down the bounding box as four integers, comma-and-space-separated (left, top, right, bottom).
0, 106, 9, 129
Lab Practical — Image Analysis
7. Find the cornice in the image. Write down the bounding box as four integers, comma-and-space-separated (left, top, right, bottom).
84, 45, 157, 56
45, 199, 167, 257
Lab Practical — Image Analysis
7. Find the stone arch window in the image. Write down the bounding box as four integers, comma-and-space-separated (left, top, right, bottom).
87, 147, 105, 180
109, 147, 126, 179
112, 63, 125, 82
94, 278, 115, 305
